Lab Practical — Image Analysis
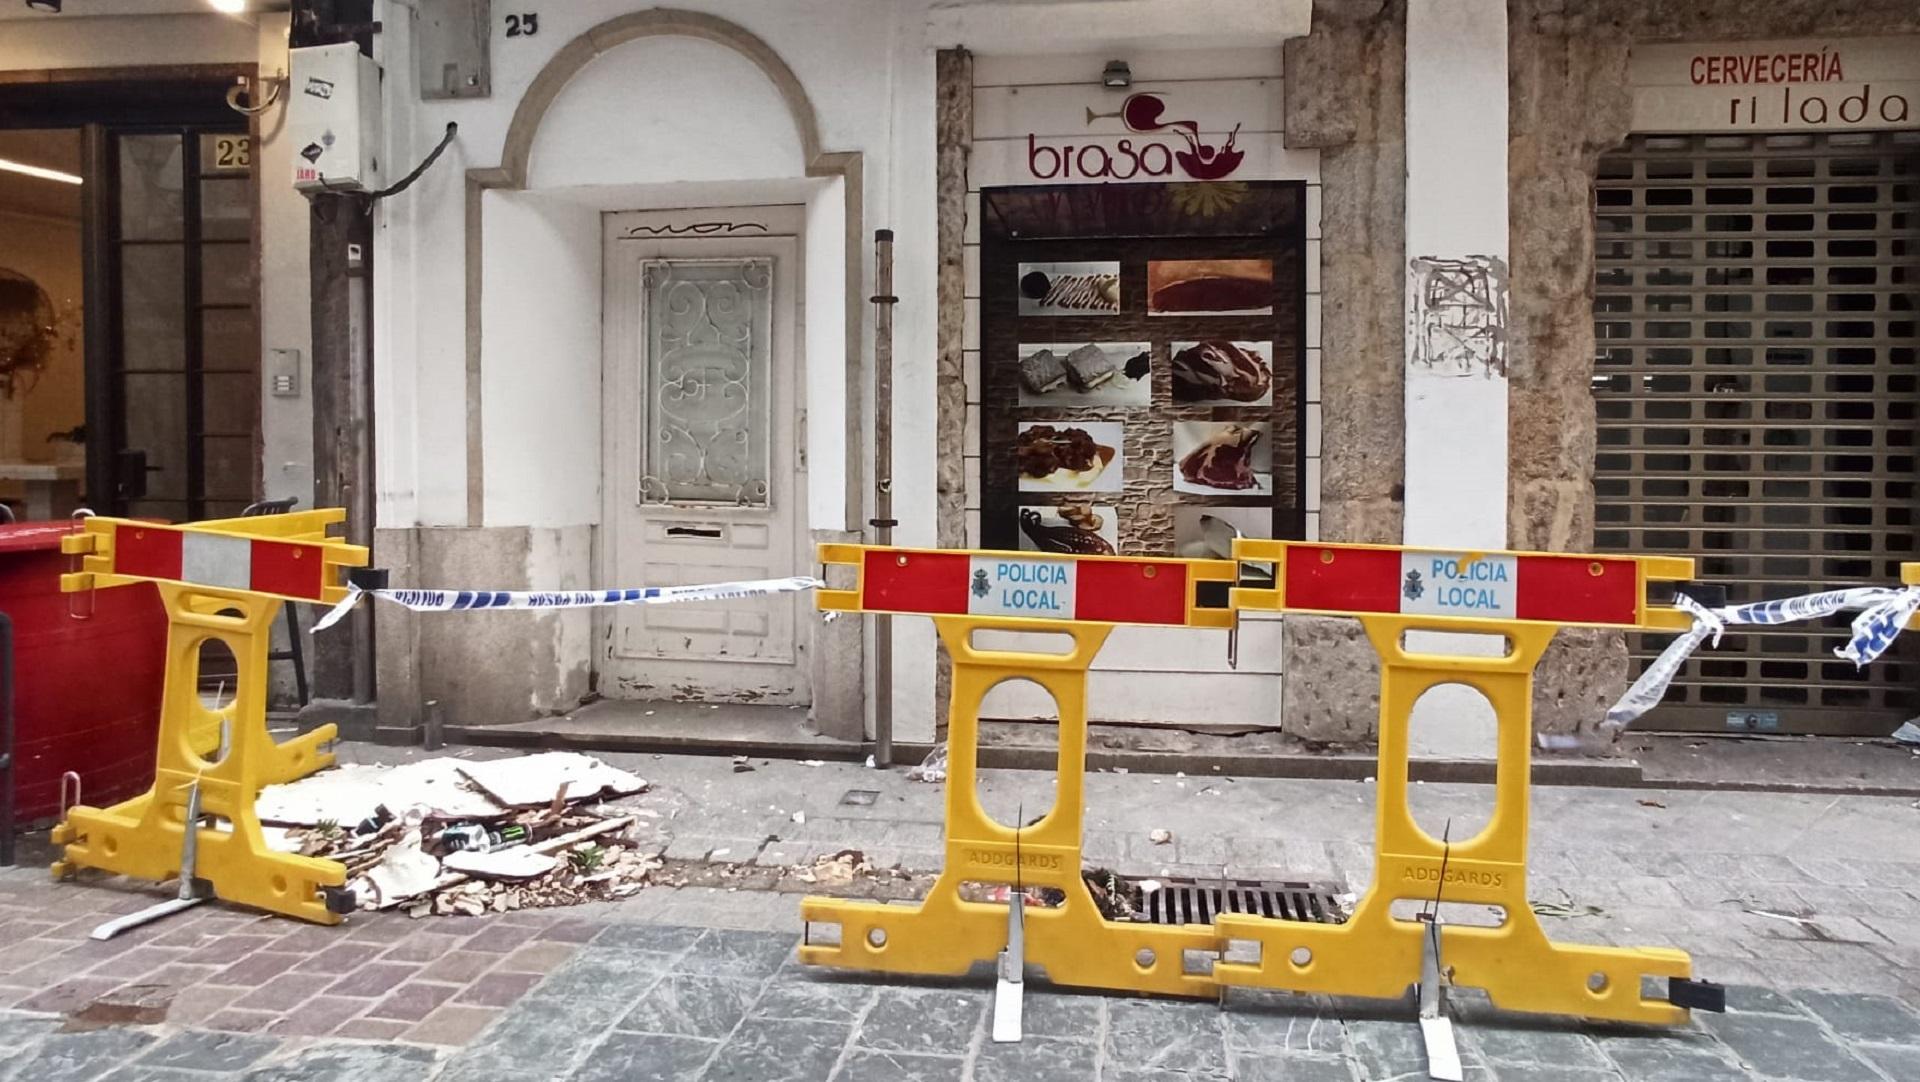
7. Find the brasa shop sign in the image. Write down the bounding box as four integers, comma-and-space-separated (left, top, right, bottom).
1630, 37, 1917, 132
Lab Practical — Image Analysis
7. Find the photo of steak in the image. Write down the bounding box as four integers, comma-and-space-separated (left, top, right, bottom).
1178, 424, 1262, 491
1172, 341, 1271, 403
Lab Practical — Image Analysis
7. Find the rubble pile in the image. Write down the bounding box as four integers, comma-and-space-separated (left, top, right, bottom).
257, 752, 658, 918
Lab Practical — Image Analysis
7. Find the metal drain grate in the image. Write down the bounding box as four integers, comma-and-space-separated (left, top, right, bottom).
1123, 877, 1349, 927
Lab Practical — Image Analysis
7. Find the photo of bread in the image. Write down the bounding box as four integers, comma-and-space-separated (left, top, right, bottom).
1173, 421, 1272, 496
1015, 421, 1124, 492
1171, 340, 1273, 405
1019, 504, 1118, 556
1148, 259, 1273, 316
1017, 261, 1122, 316
1017, 342, 1151, 406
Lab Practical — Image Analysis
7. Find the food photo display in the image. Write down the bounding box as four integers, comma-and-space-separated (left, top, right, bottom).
1170, 340, 1273, 406
1173, 421, 1272, 496
1148, 259, 1274, 317
1018, 504, 1120, 556
1017, 261, 1122, 316
1014, 421, 1125, 493
1017, 342, 1152, 406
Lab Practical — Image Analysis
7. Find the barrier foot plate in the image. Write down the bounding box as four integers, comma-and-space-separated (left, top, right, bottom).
90, 896, 206, 941
992, 892, 1025, 1044
1669, 977, 1726, 1013
1418, 914, 1462, 1082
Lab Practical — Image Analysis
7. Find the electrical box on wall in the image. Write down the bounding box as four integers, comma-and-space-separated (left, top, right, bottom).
289, 43, 382, 192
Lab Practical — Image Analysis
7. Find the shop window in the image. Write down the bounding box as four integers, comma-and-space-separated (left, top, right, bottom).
974, 182, 1307, 556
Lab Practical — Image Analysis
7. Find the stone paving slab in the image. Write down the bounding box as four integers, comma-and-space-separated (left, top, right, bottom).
0, 915, 1916, 1080
3, 743, 1919, 1078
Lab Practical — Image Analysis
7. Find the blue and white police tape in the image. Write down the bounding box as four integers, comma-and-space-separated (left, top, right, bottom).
1596, 584, 1920, 737
312, 575, 825, 632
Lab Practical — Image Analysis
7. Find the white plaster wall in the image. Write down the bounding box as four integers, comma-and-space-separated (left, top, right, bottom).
478, 189, 601, 528
1402, 0, 1510, 758
371, 0, 926, 738
528, 39, 805, 189
254, 14, 315, 506
887, 32, 940, 745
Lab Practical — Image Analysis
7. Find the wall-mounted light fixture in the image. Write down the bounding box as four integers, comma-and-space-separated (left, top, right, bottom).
24, 1, 62, 14
0, 157, 82, 185
208, 0, 247, 12
1102, 60, 1132, 89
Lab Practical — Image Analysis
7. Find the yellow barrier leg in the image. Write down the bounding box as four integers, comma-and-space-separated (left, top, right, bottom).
801, 618, 1219, 997
1215, 618, 1693, 1024
52, 584, 346, 924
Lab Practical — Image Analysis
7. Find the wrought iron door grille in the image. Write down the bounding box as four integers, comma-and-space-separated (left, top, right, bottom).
1125, 877, 1349, 927
1592, 131, 1920, 734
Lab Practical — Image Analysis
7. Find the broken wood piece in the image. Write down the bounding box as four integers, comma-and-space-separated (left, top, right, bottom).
373, 816, 637, 910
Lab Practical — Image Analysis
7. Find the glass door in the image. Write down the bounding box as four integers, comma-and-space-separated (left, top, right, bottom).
105, 124, 258, 520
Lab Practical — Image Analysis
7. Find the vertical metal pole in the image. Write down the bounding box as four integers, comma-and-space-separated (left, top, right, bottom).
871, 229, 897, 767
345, 237, 376, 706
0, 612, 14, 867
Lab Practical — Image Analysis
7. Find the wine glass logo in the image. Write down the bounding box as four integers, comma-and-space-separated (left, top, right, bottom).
1086, 92, 1244, 181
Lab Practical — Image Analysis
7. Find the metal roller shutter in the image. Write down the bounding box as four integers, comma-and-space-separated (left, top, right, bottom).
1591, 131, 1920, 735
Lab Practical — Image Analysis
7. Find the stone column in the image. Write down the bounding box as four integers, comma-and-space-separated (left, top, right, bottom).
933, 48, 973, 732
1279, 0, 1407, 743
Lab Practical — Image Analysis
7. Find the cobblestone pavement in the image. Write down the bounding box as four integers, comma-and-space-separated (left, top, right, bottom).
1, 746, 1917, 1079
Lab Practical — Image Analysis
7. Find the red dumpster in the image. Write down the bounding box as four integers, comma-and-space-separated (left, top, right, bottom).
1, 522, 167, 827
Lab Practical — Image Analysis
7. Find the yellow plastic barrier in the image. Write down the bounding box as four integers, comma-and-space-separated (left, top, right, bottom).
1215, 540, 1703, 1024
52, 510, 370, 924
801, 538, 1723, 1027
799, 544, 1237, 997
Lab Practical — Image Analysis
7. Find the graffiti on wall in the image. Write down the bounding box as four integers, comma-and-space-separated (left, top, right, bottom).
1408, 255, 1508, 378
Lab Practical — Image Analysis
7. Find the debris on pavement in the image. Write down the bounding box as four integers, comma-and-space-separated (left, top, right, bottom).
732, 755, 755, 773
443, 847, 559, 879
1891, 719, 1920, 746
1083, 868, 1137, 921
1148, 828, 1173, 845
906, 743, 949, 783
1636, 799, 1667, 809
262, 753, 659, 918
796, 849, 870, 886
1531, 889, 1604, 919
455, 753, 646, 807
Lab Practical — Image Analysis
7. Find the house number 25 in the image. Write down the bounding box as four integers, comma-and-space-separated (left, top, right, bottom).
505, 13, 538, 37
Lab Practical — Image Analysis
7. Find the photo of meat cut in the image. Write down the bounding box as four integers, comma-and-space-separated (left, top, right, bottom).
1017, 342, 1151, 406
1017, 261, 1122, 316
1148, 259, 1273, 316
1019, 505, 1118, 556
1171, 340, 1273, 405
1015, 421, 1124, 492
1173, 421, 1271, 496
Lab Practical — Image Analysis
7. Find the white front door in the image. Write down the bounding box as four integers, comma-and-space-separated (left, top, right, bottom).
599, 206, 809, 705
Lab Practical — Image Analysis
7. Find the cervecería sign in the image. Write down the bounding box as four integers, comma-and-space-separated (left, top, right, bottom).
1629, 37, 1917, 132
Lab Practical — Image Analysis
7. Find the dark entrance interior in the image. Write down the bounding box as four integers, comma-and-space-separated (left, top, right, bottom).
0, 71, 260, 523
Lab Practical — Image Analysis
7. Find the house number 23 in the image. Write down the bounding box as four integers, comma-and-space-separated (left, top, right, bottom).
505, 13, 538, 37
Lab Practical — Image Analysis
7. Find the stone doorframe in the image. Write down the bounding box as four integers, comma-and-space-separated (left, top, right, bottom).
452, 7, 868, 739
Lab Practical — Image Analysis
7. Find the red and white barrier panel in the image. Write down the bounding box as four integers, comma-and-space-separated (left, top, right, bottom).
820, 547, 1236, 628
1235, 541, 1695, 630
100, 524, 340, 602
